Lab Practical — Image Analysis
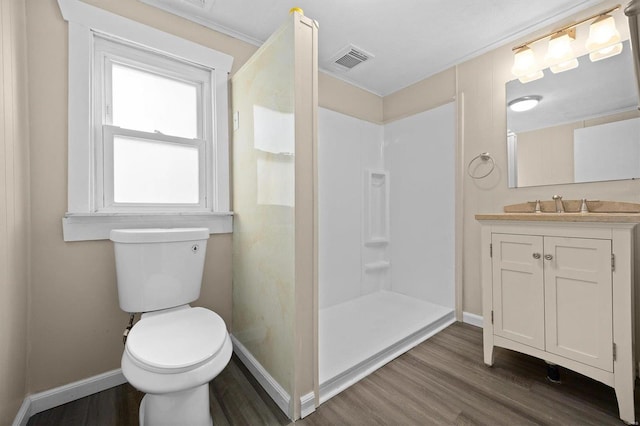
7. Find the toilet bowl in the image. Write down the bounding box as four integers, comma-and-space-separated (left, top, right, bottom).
110, 228, 231, 426
123, 306, 232, 425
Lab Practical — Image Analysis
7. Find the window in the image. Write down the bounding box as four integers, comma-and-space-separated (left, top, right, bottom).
95, 36, 210, 211
58, 0, 233, 241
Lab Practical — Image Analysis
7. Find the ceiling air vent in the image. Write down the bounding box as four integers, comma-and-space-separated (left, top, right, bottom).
331, 45, 374, 71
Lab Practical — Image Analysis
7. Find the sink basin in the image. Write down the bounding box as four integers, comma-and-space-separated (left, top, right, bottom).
503, 200, 640, 214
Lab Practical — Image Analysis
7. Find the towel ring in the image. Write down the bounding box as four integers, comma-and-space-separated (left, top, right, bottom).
467, 152, 495, 179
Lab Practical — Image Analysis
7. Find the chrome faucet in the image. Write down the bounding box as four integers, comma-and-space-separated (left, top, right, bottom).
552, 195, 564, 213
580, 198, 589, 213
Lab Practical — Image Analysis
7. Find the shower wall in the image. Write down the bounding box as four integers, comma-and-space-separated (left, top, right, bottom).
231, 12, 317, 419
232, 18, 295, 396
318, 108, 384, 309
319, 102, 455, 310
385, 102, 456, 308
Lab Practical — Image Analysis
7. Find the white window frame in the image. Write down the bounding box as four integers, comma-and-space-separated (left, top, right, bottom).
95, 36, 210, 212
57, 0, 233, 241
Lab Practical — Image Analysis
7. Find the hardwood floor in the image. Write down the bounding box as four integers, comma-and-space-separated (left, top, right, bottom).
26, 357, 290, 426
27, 323, 638, 425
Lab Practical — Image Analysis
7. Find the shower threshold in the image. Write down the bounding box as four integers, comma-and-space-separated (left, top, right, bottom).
319, 290, 455, 404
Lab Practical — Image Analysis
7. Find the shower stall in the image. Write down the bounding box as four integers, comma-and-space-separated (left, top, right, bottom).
230, 10, 456, 414
318, 103, 456, 401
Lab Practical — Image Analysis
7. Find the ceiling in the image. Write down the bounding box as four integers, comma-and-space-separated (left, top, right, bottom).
140, 0, 608, 96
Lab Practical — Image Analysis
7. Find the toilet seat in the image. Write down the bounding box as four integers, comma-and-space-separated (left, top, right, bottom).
126, 307, 227, 374
122, 332, 232, 395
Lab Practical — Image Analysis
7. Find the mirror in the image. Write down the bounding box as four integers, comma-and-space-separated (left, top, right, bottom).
506, 40, 640, 188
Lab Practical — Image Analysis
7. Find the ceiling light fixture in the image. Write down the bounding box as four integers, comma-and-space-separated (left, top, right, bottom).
511, 5, 621, 82
508, 95, 542, 112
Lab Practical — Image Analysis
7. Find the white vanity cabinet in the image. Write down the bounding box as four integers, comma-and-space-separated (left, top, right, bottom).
476, 217, 637, 425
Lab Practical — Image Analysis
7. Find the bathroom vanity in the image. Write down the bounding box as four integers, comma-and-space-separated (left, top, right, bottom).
476, 210, 640, 424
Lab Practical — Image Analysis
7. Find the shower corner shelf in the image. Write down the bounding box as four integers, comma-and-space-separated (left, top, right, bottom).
365, 238, 388, 247
365, 169, 390, 243
364, 261, 390, 272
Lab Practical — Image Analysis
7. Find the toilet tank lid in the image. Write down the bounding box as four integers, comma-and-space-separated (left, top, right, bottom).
110, 228, 210, 243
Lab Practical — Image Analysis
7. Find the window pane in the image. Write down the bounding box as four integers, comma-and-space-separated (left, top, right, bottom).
112, 64, 199, 139
113, 136, 199, 204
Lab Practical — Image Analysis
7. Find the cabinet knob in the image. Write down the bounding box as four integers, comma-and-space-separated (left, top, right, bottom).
532, 253, 541, 259
544, 254, 553, 261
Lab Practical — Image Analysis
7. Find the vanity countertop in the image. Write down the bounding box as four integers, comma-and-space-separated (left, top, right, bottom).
475, 212, 640, 223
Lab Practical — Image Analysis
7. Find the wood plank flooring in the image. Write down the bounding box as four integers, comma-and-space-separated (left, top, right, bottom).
27, 323, 638, 425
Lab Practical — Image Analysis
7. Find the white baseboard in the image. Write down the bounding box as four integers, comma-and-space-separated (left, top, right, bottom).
230, 334, 293, 420
319, 310, 456, 404
300, 391, 316, 418
12, 369, 126, 426
12, 399, 30, 426
462, 311, 483, 328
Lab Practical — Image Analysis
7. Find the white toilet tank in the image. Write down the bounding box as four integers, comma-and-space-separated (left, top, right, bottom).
110, 228, 209, 313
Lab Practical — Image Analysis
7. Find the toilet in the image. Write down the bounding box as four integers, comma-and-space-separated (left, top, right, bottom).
110, 228, 232, 426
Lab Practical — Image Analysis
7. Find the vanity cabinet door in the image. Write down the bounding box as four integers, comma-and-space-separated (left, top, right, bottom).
543, 237, 613, 371
491, 233, 545, 350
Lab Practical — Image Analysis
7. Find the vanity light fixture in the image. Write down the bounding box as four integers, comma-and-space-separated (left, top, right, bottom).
545, 29, 579, 73
586, 14, 622, 61
512, 5, 622, 82
508, 95, 542, 112
512, 46, 544, 83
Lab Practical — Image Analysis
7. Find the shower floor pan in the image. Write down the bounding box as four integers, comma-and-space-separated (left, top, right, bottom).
319, 290, 455, 403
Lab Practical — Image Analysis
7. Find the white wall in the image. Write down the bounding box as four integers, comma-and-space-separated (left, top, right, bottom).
385, 102, 456, 308
318, 108, 383, 309
574, 118, 640, 183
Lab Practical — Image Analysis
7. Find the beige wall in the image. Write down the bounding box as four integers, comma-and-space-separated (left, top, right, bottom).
23, 0, 240, 395
381, 0, 640, 316
516, 123, 577, 187
319, 73, 383, 124
21, 0, 378, 403
383, 67, 456, 124
25, 0, 235, 394
0, 0, 30, 422
461, 0, 640, 315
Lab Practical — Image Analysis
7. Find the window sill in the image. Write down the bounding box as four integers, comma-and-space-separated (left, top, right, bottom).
62, 212, 233, 242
